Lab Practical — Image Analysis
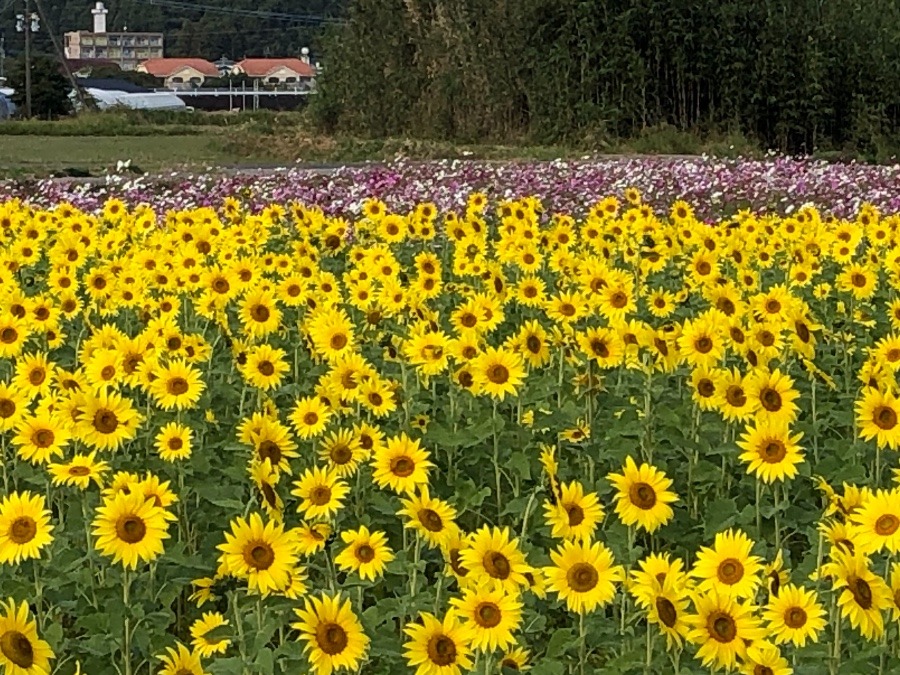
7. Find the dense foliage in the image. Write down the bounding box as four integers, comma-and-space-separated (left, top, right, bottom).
6, 54, 72, 119
0, 0, 344, 62
315, 0, 900, 155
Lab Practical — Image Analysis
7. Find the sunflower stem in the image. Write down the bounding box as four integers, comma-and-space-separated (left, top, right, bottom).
773, 483, 782, 552
578, 611, 586, 675
230, 592, 250, 674
644, 618, 653, 675
123, 568, 132, 675
492, 400, 502, 518
811, 377, 820, 464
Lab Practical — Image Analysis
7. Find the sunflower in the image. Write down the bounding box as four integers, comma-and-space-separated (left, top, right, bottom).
606, 456, 677, 533
294, 522, 332, 557
856, 387, 900, 450
398, 487, 458, 548
630, 575, 691, 649
47, 451, 109, 490
514, 320, 551, 369
0, 599, 54, 675
737, 420, 805, 483
240, 289, 282, 338
542, 480, 604, 542
218, 512, 299, 595
371, 433, 433, 495
738, 641, 791, 675
289, 396, 333, 439
544, 539, 624, 614
319, 428, 364, 477
677, 316, 724, 369
762, 583, 827, 647
744, 368, 800, 426
242, 344, 290, 390
309, 309, 356, 363
250, 419, 299, 476
576, 327, 624, 369
403, 611, 474, 675
189, 612, 231, 657
150, 359, 205, 410
157, 642, 206, 675
292, 593, 370, 675
92, 491, 170, 569
471, 347, 526, 400
685, 589, 765, 670
359, 378, 397, 417
691, 528, 763, 599
647, 289, 677, 318
460, 526, 530, 595
12, 352, 53, 400
76, 390, 144, 452
825, 550, 894, 640
449, 585, 522, 652
334, 526, 394, 581
850, 488, 900, 554
155, 422, 192, 462
291, 466, 349, 521
718, 368, 754, 422
498, 646, 530, 672
12, 414, 70, 465
0, 491, 54, 564
249, 459, 283, 518
0, 383, 27, 432
0, 314, 27, 359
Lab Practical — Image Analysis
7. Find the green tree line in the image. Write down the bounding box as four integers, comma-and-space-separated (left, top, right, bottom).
314, 0, 900, 154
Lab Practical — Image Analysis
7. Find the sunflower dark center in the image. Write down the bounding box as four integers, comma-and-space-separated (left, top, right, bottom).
475, 602, 502, 628
245, 542, 275, 570
875, 406, 898, 430
707, 611, 737, 643
726, 386, 747, 407
427, 635, 457, 666
419, 508, 444, 532
390, 456, 415, 477
483, 551, 511, 580
330, 334, 348, 350
308, 486, 332, 506
852, 273, 867, 288
302, 412, 319, 426
760, 388, 782, 412
258, 361, 275, 376
93, 409, 119, 434
567, 562, 599, 592
629, 482, 657, 509
487, 364, 509, 385
314, 622, 348, 655
355, 544, 375, 563
850, 576, 873, 609
717, 558, 744, 585
0, 630, 34, 668
876, 514, 900, 536
566, 503, 585, 527
9, 516, 36, 544
698, 379, 715, 397
115, 515, 147, 544
656, 597, 678, 628
251, 305, 270, 322
610, 292, 628, 308
785, 607, 807, 628
761, 440, 787, 463
167, 377, 189, 396
257, 440, 282, 465
68, 465, 91, 476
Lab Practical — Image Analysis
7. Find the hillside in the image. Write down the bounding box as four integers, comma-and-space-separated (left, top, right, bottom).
0, 0, 345, 61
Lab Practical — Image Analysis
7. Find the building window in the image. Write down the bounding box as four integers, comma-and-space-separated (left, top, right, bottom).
285, 76, 297, 83
171, 77, 183, 83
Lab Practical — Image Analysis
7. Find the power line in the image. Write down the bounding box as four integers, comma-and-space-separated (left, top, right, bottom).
138, 0, 345, 25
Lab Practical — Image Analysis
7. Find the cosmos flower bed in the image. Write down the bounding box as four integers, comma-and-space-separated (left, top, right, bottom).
1, 182, 900, 675
6, 155, 900, 219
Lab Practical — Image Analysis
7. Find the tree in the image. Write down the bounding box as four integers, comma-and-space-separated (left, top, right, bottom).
8, 54, 72, 119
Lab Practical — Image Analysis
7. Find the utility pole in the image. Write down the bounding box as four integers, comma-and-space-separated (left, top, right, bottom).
0, 36, 6, 81
15, 0, 39, 117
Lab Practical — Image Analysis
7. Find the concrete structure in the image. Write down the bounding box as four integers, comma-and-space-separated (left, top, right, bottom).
64, 2, 163, 72
137, 58, 219, 90
231, 58, 315, 87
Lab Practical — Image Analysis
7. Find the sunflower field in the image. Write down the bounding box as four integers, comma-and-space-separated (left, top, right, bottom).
1, 180, 900, 675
